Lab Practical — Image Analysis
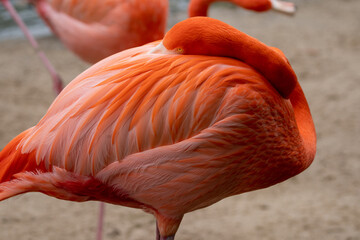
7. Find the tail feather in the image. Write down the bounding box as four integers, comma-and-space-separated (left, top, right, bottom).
0, 129, 47, 183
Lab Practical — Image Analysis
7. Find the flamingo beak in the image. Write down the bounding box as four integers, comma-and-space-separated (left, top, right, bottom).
270, 0, 296, 15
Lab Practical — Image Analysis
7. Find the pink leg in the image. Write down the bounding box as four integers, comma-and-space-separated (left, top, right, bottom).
96, 202, 105, 240
1, 0, 63, 95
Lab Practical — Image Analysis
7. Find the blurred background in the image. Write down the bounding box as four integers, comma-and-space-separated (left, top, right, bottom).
0, 0, 359, 239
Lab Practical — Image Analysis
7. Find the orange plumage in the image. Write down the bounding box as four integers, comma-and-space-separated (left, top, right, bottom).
0, 17, 315, 239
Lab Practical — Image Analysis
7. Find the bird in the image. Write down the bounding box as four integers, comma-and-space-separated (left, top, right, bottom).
0, 17, 315, 239
1, 1, 297, 239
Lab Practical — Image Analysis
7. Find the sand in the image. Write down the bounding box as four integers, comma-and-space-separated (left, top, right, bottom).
0, 0, 359, 239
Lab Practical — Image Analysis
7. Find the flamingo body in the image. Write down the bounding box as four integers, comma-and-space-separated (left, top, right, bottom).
0, 17, 315, 239
33, 0, 168, 63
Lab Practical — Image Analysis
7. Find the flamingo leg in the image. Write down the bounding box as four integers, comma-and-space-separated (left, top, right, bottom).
156, 222, 175, 240
1, 0, 63, 95
96, 202, 105, 240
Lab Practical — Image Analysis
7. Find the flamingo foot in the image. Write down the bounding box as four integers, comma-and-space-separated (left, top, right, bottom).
270, 0, 296, 15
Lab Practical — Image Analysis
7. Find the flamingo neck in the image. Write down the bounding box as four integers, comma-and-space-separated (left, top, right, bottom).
223, 30, 297, 98
290, 82, 317, 168
164, 17, 296, 98
188, 0, 215, 17
188, 0, 272, 17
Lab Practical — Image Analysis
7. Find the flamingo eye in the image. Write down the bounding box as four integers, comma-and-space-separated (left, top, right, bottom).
176, 47, 184, 54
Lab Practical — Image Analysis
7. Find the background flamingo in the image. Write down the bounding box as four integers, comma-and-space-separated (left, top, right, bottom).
0, 17, 316, 240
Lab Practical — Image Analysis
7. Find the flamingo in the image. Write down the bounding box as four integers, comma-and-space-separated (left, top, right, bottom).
0, 17, 316, 239
1, 1, 296, 239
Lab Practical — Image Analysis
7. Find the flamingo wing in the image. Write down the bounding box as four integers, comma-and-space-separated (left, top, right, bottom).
0, 17, 315, 240
2, 41, 302, 207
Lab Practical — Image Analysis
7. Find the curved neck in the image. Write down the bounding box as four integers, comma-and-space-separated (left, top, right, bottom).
290, 82, 316, 167
223, 30, 297, 98
188, 0, 272, 17
163, 17, 297, 98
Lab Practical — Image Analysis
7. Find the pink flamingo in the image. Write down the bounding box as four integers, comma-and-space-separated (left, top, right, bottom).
0, 17, 316, 240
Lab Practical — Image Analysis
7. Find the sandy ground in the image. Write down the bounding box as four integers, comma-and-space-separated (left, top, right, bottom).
0, 0, 359, 239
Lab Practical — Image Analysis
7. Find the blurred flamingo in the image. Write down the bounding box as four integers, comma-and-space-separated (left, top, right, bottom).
0, 17, 316, 240
0, 0, 297, 239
